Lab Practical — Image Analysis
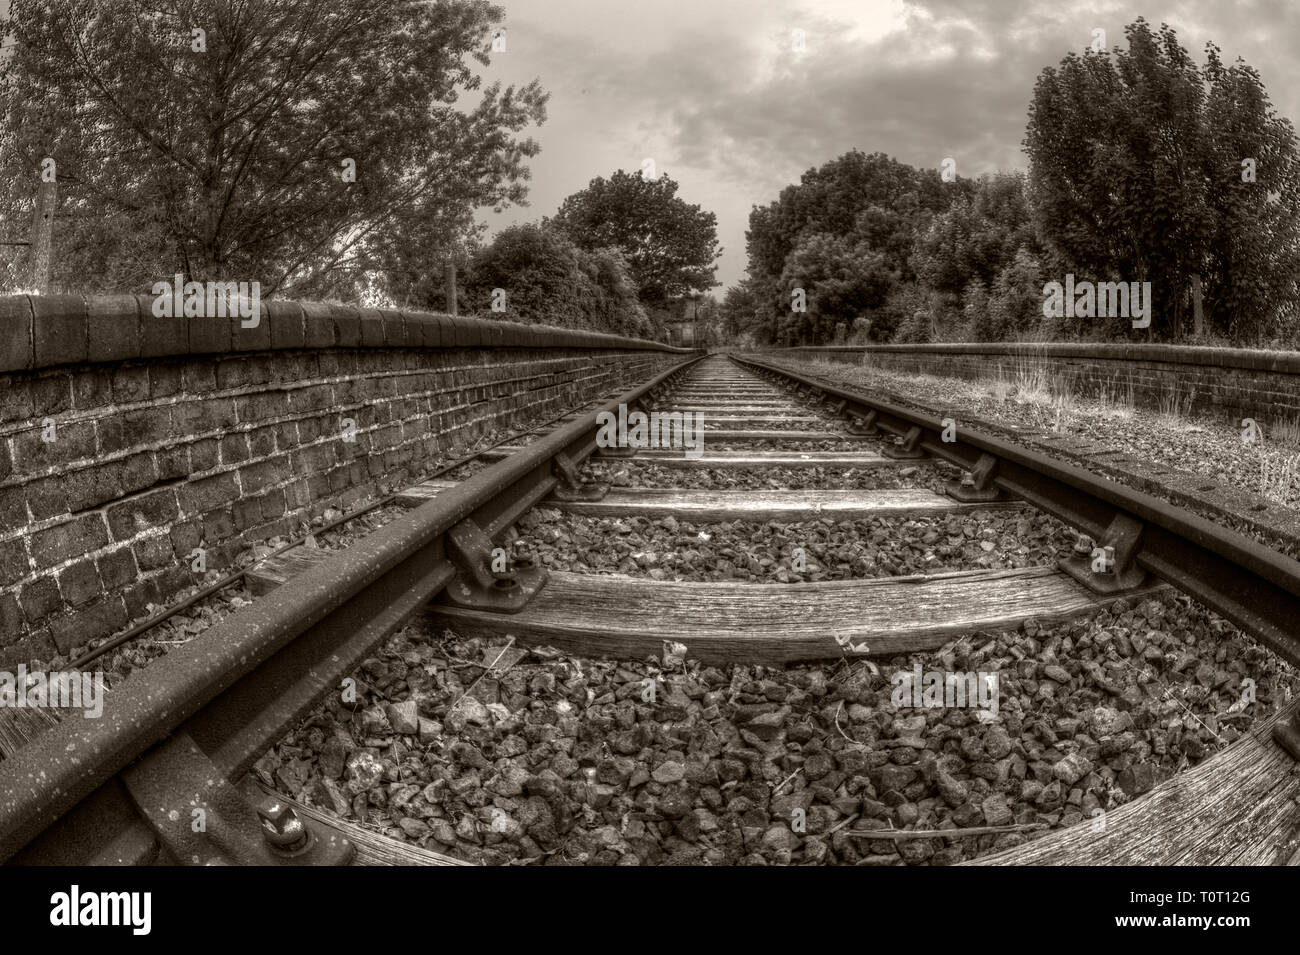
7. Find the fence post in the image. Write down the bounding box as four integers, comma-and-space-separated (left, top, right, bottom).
27, 179, 56, 293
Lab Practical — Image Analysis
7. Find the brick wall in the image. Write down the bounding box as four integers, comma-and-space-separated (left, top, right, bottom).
0, 294, 690, 663
775, 343, 1300, 424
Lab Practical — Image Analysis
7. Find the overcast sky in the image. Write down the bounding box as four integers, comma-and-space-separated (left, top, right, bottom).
479, 0, 1300, 292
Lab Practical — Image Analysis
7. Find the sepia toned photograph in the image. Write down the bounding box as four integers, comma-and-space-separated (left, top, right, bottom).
0, 0, 1294, 933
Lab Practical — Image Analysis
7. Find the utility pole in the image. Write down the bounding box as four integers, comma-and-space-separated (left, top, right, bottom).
27, 179, 56, 293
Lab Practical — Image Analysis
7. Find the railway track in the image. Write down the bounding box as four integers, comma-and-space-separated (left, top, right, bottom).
2, 352, 1299, 866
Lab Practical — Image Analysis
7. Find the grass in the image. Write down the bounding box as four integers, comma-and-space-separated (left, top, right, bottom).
1155, 382, 1195, 427
1095, 375, 1136, 421
1258, 451, 1300, 506
1265, 415, 1300, 449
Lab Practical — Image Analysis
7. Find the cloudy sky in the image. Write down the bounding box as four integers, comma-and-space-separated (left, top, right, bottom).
479, 0, 1300, 291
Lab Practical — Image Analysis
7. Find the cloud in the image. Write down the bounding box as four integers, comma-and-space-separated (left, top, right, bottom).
481, 0, 1300, 289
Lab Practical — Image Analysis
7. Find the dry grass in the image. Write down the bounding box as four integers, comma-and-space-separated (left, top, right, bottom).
1259, 452, 1300, 505
1155, 383, 1195, 427
1095, 375, 1136, 421
1265, 415, 1300, 449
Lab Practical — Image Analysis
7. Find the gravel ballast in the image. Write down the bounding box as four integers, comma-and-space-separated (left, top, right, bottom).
512, 509, 1075, 581
259, 592, 1296, 866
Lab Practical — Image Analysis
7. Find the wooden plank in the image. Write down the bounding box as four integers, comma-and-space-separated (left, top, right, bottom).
694, 430, 870, 441
547, 487, 1019, 520
472, 448, 897, 467
623, 451, 903, 468
427, 568, 1166, 665
394, 479, 457, 507
701, 416, 825, 425
246, 546, 333, 595
968, 702, 1300, 865
0, 706, 61, 760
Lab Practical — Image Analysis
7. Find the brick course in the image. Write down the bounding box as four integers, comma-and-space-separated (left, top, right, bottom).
0, 294, 689, 661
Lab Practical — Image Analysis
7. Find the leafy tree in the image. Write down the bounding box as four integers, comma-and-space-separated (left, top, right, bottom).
744, 149, 966, 344
550, 170, 720, 309
1024, 18, 1300, 341
0, 0, 547, 298
463, 222, 652, 337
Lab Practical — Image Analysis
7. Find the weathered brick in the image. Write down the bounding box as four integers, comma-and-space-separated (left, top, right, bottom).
220, 433, 250, 466
31, 375, 72, 417
189, 438, 219, 472
169, 521, 203, 558
97, 547, 139, 591
267, 300, 306, 350
301, 302, 337, 349
111, 366, 151, 403
137, 295, 188, 358
31, 514, 109, 568
133, 533, 174, 572
150, 364, 183, 399
59, 559, 102, 607
20, 577, 61, 620
231, 497, 262, 530
0, 537, 29, 582
50, 596, 126, 654
202, 509, 235, 541
61, 465, 124, 514
32, 295, 89, 367
181, 472, 240, 514
232, 301, 272, 352
0, 379, 33, 426
359, 308, 385, 347
0, 593, 23, 640
107, 488, 180, 541
0, 296, 35, 372
71, 369, 113, 410
87, 294, 141, 363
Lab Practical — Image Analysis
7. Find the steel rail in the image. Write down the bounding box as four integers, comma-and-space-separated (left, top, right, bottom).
0, 353, 704, 864
733, 353, 1300, 669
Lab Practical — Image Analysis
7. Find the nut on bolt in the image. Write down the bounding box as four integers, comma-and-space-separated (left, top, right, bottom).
258, 796, 311, 852
1073, 533, 1094, 557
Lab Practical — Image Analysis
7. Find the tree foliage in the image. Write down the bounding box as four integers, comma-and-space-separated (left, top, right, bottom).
0, 0, 547, 299
1024, 18, 1300, 341
463, 222, 655, 338
550, 170, 720, 310
742, 150, 967, 345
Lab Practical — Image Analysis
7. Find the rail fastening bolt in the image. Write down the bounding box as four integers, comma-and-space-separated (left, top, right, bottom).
258, 797, 311, 852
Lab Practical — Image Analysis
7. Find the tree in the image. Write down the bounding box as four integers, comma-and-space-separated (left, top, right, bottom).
463, 222, 653, 337
743, 150, 967, 344
1023, 18, 1300, 341
550, 170, 720, 309
0, 0, 547, 298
